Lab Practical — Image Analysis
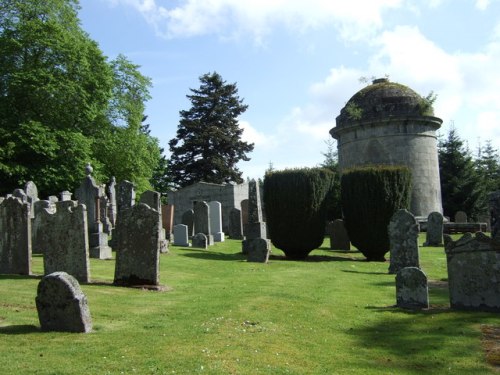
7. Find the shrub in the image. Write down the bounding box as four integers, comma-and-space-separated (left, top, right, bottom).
340, 166, 412, 261
263, 168, 335, 259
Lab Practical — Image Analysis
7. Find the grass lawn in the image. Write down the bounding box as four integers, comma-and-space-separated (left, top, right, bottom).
0, 236, 498, 374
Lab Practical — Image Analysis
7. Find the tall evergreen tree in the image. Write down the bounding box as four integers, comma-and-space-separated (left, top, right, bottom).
168, 72, 254, 188
319, 139, 341, 220
438, 128, 482, 220
475, 140, 500, 213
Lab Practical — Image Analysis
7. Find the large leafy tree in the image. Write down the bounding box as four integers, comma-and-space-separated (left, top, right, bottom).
168, 72, 254, 188
438, 128, 482, 220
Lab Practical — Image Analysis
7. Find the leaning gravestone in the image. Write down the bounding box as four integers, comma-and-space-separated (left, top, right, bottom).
181, 209, 195, 238
490, 191, 500, 240
0, 196, 32, 275
74, 164, 111, 259
396, 267, 429, 309
36, 271, 92, 333
193, 201, 214, 245
114, 203, 161, 286
330, 219, 350, 250
209, 201, 225, 242
228, 208, 244, 240
424, 211, 443, 246
388, 209, 420, 274
192, 232, 208, 249
40, 201, 90, 283
173, 224, 190, 247
454, 210, 467, 223
444, 232, 500, 311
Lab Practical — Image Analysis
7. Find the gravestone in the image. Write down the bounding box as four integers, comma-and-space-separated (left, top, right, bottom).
182, 209, 195, 238
424, 211, 443, 246
99, 195, 113, 235
193, 201, 213, 245
32, 200, 55, 254
444, 232, 500, 311
48, 195, 59, 203
116, 180, 135, 213
74, 164, 111, 259
209, 201, 225, 242
36, 271, 92, 333
40, 201, 90, 283
60, 191, 72, 202
241, 199, 249, 234
454, 210, 467, 223
114, 203, 161, 286
192, 233, 208, 249
330, 219, 350, 250
162, 204, 175, 240
246, 238, 270, 263
106, 177, 117, 227
325, 221, 335, 237
139, 190, 168, 253
388, 209, 420, 274
242, 179, 270, 257
0, 196, 32, 275
173, 224, 190, 247
396, 267, 429, 309
25, 181, 39, 218
490, 191, 500, 240
228, 208, 244, 240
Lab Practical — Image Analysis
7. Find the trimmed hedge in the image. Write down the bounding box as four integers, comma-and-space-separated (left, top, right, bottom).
263, 168, 335, 259
340, 166, 412, 261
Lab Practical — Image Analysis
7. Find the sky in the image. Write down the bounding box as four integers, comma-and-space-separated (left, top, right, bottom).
79, 0, 500, 180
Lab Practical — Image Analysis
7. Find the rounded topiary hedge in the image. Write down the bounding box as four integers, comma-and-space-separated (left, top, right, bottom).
340, 165, 412, 261
263, 168, 335, 260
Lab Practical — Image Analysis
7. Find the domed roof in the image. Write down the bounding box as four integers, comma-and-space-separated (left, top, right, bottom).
336, 78, 434, 127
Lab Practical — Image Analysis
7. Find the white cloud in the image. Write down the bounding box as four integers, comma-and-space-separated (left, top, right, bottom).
475, 0, 491, 10
240, 120, 276, 148
104, 0, 403, 42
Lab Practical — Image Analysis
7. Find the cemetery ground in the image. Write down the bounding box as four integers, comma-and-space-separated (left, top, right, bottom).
0, 237, 498, 375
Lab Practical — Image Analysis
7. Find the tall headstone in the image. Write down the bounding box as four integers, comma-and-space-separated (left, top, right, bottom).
114, 203, 161, 286
75, 164, 112, 259
116, 180, 135, 213
490, 191, 500, 240
99, 195, 113, 235
241, 199, 249, 235
242, 179, 270, 262
32, 200, 55, 254
161, 204, 175, 240
424, 211, 443, 246
139, 190, 168, 253
0, 197, 32, 275
36, 272, 92, 333
444, 232, 500, 311
40, 201, 90, 283
228, 208, 244, 240
454, 210, 467, 223
173, 224, 190, 247
181, 209, 194, 238
193, 201, 213, 245
388, 209, 420, 274
25, 181, 39, 218
106, 177, 117, 227
395, 267, 429, 309
330, 219, 350, 250
209, 201, 225, 242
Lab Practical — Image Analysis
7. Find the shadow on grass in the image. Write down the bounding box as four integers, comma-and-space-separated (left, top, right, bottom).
341, 269, 389, 275
179, 249, 247, 261
268, 254, 366, 262
0, 274, 42, 281
0, 324, 40, 335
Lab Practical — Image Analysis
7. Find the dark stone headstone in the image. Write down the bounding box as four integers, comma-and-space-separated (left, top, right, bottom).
36, 271, 92, 333
454, 210, 467, 223
330, 219, 350, 250
192, 232, 208, 249
193, 201, 213, 245
228, 208, 244, 240
424, 211, 443, 246
490, 191, 500, 240
181, 209, 194, 238
246, 238, 270, 263
396, 267, 429, 309
388, 209, 420, 274
116, 180, 135, 213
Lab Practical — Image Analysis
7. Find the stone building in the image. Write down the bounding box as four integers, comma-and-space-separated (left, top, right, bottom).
330, 78, 443, 218
167, 182, 249, 233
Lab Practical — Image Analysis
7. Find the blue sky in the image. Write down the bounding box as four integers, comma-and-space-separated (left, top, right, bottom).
80, 0, 500, 180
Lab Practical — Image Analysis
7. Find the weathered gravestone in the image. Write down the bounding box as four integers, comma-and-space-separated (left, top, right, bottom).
139, 190, 168, 253
490, 191, 500, 240
388, 209, 420, 274
454, 210, 467, 223
12, 188, 28, 203
424, 211, 443, 246
181, 209, 194, 238
228, 208, 244, 240
193, 201, 214, 245
0, 196, 32, 275
240, 199, 249, 233
32, 200, 56, 254
99, 194, 113, 235
396, 267, 429, 309
40, 201, 90, 283
192, 232, 208, 249
209, 201, 225, 242
444, 232, 500, 311
60, 191, 72, 202
162, 204, 175, 240
173, 224, 190, 247
106, 177, 117, 227
114, 203, 161, 286
330, 219, 350, 251
36, 271, 92, 333
25, 181, 39, 218
242, 179, 270, 260
75, 164, 112, 259
246, 238, 270, 263
116, 180, 135, 213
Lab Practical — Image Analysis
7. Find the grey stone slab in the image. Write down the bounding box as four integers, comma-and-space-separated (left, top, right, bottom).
396, 267, 429, 309
192, 232, 208, 249
36, 271, 92, 333
424, 211, 443, 246
330, 219, 350, 250
181, 209, 194, 238
193, 201, 211, 236
173, 224, 190, 247
116, 180, 135, 213
454, 211, 467, 223
246, 238, 270, 263
209, 201, 224, 242
228, 208, 244, 240
388, 209, 420, 274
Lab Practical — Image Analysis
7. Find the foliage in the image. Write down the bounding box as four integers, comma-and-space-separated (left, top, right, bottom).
344, 102, 363, 120
168, 72, 254, 188
341, 165, 412, 261
475, 140, 500, 214
438, 128, 483, 220
263, 168, 335, 259
319, 139, 342, 220
419, 91, 437, 116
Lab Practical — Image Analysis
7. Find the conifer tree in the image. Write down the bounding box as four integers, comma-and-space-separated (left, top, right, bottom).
475, 140, 500, 213
168, 72, 254, 188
